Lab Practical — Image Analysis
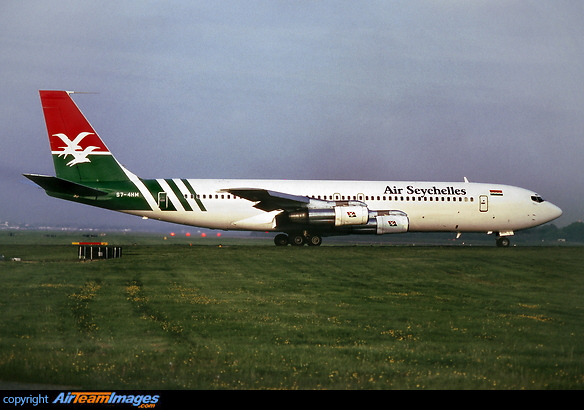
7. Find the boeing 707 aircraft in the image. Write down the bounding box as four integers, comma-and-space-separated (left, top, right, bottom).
24, 90, 562, 247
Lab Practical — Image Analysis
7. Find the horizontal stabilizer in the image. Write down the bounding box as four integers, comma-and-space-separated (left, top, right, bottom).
23, 174, 108, 197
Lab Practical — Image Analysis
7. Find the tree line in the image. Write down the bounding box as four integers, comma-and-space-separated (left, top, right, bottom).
517, 221, 584, 243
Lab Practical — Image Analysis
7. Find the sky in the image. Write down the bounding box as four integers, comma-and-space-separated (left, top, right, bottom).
1, 1, 583, 229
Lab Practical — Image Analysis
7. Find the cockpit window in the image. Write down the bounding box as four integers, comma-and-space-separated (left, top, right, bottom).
531, 195, 545, 203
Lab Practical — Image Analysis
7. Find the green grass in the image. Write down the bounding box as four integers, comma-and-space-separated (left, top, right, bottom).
0, 242, 583, 389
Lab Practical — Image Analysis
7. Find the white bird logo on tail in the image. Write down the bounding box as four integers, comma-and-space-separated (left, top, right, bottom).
52, 132, 100, 166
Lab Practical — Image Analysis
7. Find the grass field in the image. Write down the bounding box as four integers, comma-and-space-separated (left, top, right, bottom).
0, 236, 583, 389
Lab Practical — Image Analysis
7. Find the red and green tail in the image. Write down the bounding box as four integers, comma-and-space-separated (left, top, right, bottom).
24, 91, 153, 212
41, 90, 131, 183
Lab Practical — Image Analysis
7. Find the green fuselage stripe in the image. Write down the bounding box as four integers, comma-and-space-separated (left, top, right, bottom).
166, 179, 193, 212
182, 179, 207, 212
141, 179, 177, 211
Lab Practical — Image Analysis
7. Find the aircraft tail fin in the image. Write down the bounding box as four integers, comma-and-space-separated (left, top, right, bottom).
39, 90, 134, 183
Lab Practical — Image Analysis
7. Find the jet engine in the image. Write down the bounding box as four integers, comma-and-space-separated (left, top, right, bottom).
287, 199, 409, 235
288, 204, 369, 226
365, 210, 409, 234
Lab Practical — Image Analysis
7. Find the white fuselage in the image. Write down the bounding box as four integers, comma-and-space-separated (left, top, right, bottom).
125, 179, 562, 234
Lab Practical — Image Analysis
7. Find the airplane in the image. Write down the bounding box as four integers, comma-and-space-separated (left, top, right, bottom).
24, 90, 562, 247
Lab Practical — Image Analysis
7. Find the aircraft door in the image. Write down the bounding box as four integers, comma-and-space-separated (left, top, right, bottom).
158, 192, 169, 209
479, 195, 488, 212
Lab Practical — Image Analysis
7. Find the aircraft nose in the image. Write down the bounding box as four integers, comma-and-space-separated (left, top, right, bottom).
545, 202, 563, 222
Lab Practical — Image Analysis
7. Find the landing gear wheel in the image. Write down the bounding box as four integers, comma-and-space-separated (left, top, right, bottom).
496, 237, 511, 247
289, 235, 306, 246
306, 235, 322, 246
274, 234, 289, 246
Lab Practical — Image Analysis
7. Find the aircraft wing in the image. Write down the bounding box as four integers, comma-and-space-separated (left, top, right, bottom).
221, 188, 310, 212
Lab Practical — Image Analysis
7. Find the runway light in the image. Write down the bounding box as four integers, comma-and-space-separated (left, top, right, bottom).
170, 232, 175, 236
201, 233, 207, 238
185, 232, 191, 237
216, 233, 222, 237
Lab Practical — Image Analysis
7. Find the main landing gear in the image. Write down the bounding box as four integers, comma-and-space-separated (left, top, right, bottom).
274, 233, 323, 246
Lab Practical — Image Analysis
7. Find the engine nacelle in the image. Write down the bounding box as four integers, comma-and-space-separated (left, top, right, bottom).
374, 212, 409, 234
288, 204, 369, 226
334, 205, 369, 226
350, 210, 409, 235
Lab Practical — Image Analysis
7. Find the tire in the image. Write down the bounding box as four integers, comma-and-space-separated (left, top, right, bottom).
496, 237, 510, 247
289, 235, 306, 246
274, 234, 289, 246
306, 235, 322, 246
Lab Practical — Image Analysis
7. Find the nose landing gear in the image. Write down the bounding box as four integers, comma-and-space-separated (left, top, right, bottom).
496, 236, 511, 247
